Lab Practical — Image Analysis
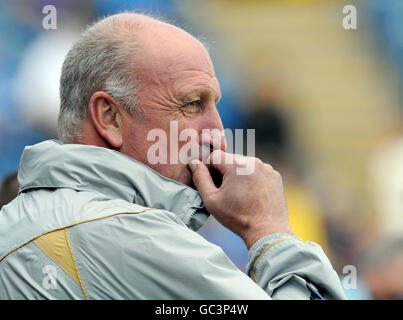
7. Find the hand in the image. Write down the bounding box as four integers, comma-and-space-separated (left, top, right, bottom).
189, 150, 295, 249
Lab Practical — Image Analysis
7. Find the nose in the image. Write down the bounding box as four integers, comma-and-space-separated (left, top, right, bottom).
210, 106, 225, 133
198, 106, 226, 152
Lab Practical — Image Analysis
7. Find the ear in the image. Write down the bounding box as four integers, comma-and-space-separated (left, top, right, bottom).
88, 91, 124, 149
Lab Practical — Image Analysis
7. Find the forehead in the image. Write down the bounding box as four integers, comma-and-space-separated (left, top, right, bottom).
141, 25, 212, 68
133, 25, 220, 95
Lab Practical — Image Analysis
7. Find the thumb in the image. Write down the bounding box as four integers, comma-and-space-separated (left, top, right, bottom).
189, 159, 217, 199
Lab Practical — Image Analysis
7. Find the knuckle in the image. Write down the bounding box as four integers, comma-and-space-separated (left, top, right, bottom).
254, 157, 263, 165
211, 149, 224, 165
211, 149, 221, 157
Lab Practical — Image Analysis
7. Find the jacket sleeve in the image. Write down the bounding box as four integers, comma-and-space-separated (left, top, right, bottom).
144, 214, 346, 300
245, 233, 346, 299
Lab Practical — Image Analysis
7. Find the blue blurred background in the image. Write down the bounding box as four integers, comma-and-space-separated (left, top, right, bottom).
2, 0, 403, 299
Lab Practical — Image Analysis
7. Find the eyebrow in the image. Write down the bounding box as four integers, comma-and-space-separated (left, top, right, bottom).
180, 88, 222, 104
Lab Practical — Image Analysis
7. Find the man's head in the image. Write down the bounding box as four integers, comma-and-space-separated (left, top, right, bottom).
58, 12, 225, 186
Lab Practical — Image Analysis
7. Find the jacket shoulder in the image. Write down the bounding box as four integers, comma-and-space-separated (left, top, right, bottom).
0, 188, 179, 264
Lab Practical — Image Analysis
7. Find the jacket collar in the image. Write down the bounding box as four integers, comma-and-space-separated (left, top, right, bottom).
18, 140, 209, 231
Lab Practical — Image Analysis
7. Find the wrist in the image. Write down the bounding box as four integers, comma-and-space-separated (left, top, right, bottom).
242, 224, 295, 250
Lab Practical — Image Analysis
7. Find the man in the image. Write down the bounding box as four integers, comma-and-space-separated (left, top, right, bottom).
0, 12, 345, 299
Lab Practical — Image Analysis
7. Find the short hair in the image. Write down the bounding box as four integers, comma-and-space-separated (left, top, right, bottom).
57, 13, 164, 143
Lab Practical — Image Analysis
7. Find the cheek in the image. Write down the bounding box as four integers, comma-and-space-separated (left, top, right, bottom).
121, 128, 147, 161
120, 119, 161, 167
121, 117, 195, 184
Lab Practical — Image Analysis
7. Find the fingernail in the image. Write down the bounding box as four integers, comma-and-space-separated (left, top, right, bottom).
189, 159, 199, 171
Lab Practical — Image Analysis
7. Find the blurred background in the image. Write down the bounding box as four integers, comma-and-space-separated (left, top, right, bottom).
1, 0, 403, 299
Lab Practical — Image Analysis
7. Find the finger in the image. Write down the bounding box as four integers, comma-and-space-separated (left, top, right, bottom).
199, 130, 227, 152
189, 159, 218, 198
206, 150, 234, 175
264, 163, 273, 170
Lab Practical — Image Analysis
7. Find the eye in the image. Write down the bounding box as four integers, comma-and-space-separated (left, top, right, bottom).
181, 100, 203, 111
185, 100, 201, 108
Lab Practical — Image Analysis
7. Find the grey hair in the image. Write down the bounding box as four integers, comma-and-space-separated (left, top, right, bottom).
57, 13, 163, 143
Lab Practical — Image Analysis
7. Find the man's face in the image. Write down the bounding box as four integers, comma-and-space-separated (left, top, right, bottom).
119, 25, 225, 186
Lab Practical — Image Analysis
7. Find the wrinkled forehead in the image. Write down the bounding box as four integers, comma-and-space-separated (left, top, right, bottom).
134, 24, 215, 79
